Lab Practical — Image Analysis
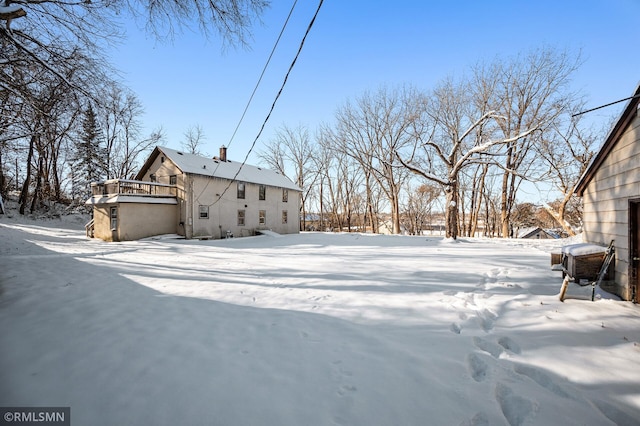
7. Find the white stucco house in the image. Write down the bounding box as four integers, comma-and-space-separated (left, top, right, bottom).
86, 146, 301, 241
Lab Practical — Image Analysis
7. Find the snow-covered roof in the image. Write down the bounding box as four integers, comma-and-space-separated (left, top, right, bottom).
141, 146, 301, 192
561, 243, 608, 256
517, 227, 545, 238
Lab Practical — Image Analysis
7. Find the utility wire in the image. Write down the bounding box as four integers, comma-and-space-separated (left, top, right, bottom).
210, 0, 324, 206
194, 0, 298, 205
572, 94, 640, 117
226, 0, 299, 149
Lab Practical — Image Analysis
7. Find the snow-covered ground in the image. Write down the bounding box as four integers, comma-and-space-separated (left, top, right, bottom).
1, 217, 640, 426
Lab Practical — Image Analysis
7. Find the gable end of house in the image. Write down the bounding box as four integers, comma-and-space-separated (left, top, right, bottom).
575, 84, 640, 196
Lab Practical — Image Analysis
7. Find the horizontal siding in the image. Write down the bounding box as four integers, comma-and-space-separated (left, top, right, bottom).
588, 117, 640, 187
583, 192, 638, 211
585, 173, 640, 199
581, 216, 628, 236
581, 111, 639, 300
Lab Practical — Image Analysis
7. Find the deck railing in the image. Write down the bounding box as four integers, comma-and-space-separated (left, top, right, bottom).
91, 179, 177, 197
85, 218, 95, 238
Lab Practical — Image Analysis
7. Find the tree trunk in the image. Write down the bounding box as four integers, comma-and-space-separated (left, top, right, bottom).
30, 155, 44, 213
366, 176, 376, 233
543, 195, 577, 237
500, 176, 509, 237
445, 182, 459, 239
300, 203, 306, 231
391, 192, 401, 234
19, 135, 36, 215
319, 180, 324, 231
0, 147, 5, 197
470, 165, 488, 237
50, 144, 62, 201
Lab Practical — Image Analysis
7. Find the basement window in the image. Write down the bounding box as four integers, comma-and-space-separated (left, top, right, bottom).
199, 205, 209, 219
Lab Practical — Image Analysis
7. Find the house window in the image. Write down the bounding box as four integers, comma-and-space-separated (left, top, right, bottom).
259, 210, 266, 226
282, 189, 288, 203
199, 205, 209, 219
237, 209, 245, 226
282, 210, 288, 224
237, 182, 245, 199
150, 173, 156, 182
259, 184, 266, 201
169, 175, 177, 185
110, 206, 117, 230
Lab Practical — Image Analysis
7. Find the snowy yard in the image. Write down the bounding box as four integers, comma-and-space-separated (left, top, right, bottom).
1, 219, 640, 426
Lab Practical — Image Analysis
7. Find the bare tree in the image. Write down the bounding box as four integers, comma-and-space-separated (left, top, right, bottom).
1, 0, 268, 96
181, 124, 207, 157
397, 76, 538, 239
486, 47, 582, 237
130, 0, 268, 47
8, 62, 84, 213
331, 85, 419, 234
314, 125, 367, 232
401, 183, 441, 235
259, 124, 319, 231
97, 82, 163, 179
397, 49, 581, 239
459, 163, 491, 237
536, 109, 600, 235
3, 0, 265, 214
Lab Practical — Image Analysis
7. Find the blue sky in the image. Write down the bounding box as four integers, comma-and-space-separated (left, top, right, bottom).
109, 0, 640, 167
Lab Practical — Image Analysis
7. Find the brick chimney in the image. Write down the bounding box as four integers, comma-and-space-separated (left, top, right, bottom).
220, 145, 227, 162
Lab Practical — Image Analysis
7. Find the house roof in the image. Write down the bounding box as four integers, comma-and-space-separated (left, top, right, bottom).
575, 83, 640, 196
136, 146, 301, 191
517, 227, 547, 239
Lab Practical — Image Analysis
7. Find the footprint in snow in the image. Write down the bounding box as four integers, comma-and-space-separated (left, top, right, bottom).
300, 331, 322, 342
337, 384, 357, 396
592, 399, 640, 426
467, 353, 489, 382
460, 412, 490, 426
495, 382, 538, 426
330, 360, 357, 398
473, 336, 504, 358
477, 308, 497, 332
497, 336, 521, 354
513, 364, 572, 399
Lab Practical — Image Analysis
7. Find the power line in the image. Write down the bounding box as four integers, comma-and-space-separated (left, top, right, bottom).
194, 0, 299, 205
210, 0, 324, 206
572, 94, 640, 117
226, 0, 299, 149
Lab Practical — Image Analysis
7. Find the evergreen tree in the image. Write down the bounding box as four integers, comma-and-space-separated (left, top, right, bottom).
71, 104, 107, 202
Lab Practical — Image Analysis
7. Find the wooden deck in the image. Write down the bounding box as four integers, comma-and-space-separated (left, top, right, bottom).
90, 179, 177, 197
